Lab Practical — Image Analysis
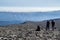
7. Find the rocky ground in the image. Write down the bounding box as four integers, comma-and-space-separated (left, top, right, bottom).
0, 20, 60, 40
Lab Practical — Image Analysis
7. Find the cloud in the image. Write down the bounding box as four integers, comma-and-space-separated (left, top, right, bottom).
0, 7, 60, 12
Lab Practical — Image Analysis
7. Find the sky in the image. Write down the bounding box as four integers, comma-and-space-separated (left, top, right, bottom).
0, 7, 60, 12
0, 0, 60, 12
0, 0, 60, 7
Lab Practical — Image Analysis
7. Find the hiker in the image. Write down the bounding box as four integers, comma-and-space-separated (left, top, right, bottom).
36, 25, 40, 31
46, 21, 50, 31
51, 20, 55, 31
36, 25, 40, 36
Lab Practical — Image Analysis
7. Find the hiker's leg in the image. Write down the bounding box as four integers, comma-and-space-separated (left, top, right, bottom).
52, 26, 54, 31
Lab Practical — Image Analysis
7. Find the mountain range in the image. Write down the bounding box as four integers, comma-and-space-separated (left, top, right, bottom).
0, 11, 60, 26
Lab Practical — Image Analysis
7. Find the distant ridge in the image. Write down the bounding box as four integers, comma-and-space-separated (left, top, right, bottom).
0, 18, 59, 29
0, 10, 60, 26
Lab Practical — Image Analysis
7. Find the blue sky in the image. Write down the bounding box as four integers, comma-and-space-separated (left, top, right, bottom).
0, 0, 60, 7
0, 0, 60, 12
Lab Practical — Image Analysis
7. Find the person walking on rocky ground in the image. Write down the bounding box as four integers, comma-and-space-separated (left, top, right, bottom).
46, 21, 50, 31
51, 20, 55, 31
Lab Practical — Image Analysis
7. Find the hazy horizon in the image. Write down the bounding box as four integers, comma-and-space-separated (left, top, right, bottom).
0, 7, 60, 12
